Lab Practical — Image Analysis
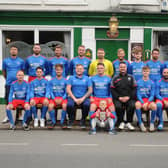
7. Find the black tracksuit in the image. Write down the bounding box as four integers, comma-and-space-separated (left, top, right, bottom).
111, 73, 137, 124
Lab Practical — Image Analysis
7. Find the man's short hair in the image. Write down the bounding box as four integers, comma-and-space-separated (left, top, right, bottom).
152, 48, 159, 53
117, 48, 125, 54
10, 45, 18, 49
142, 66, 150, 71
34, 43, 40, 47
36, 67, 43, 71
55, 64, 63, 69
76, 64, 83, 67
97, 48, 105, 52
55, 45, 62, 50
119, 61, 126, 66
78, 45, 85, 49
17, 70, 24, 75
134, 48, 142, 54
97, 62, 105, 67
163, 68, 168, 73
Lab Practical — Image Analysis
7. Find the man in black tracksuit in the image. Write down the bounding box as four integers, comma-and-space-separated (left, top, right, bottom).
111, 62, 136, 131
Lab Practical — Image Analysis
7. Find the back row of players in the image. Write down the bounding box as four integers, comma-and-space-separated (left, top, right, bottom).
2, 43, 168, 134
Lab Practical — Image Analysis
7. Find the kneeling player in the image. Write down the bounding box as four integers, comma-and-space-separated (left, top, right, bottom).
6, 70, 31, 130
89, 100, 116, 135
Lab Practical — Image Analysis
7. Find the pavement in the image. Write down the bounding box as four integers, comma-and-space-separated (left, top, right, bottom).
0, 130, 168, 168
1, 105, 168, 168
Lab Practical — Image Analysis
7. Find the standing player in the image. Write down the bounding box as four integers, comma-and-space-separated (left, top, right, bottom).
113, 48, 130, 76
67, 64, 92, 128
2, 45, 25, 123
6, 70, 30, 130
48, 45, 69, 78
69, 45, 91, 76
89, 63, 116, 134
135, 66, 157, 132
25, 43, 49, 82
146, 48, 164, 84
48, 64, 67, 128
30, 67, 50, 128
129, 49, 146, 81
155, 68, 168, 131
88, 48, 114, 77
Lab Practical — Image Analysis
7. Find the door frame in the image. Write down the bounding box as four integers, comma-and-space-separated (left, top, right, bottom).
96, 38, 130, 61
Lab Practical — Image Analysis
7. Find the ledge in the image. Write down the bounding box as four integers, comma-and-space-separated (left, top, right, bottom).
0, 0, 88, 6
120, 0, 160, 6
0, 0, 41, 5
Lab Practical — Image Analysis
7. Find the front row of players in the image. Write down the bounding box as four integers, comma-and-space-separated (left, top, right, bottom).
6, 62, 168, 134
6, 63, 116, 134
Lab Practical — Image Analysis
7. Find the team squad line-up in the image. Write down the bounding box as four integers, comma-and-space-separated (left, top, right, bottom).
3, 43, 168, 135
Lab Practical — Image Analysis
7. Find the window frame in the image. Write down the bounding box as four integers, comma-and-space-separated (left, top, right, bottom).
0, 25, 74, 70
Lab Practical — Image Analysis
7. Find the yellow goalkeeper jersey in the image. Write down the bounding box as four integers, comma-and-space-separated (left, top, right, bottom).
88, 59, 114, 77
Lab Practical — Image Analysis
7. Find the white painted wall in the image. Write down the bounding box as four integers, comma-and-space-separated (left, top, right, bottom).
0, 0, 161, 12
130, 28, 144, 43
82, 28, 96, 60
0, 76, 5, 98
0, 30, 2, 71
129, 28, 144, 61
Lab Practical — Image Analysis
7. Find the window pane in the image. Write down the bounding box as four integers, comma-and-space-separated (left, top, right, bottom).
39, 31, 71, 59
3, 31, 34, 60
158, 31, 168, 61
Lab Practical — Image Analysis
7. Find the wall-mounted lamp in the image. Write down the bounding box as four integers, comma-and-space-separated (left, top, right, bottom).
6, 38, 11, 44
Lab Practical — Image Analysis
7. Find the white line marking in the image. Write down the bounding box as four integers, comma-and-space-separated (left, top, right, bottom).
129, 144, 168, 147
0, 143, 29, 146
61, 144, 99, 147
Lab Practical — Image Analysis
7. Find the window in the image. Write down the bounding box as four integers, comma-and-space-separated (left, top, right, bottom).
2, 29, 72, 60
153, 31, 168, 61
39, 31, 71, 58
2, 31, 34, 60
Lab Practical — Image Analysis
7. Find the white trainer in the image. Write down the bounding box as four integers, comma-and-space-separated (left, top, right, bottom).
2, 116, 9, 123
40, 118, 45, 128
139, 123, 147, 132
118, 122, 125, 130
126, 123, 135, 131
34, 118, 39, 128
9, 124, 16, 130
149, 123, 155, 132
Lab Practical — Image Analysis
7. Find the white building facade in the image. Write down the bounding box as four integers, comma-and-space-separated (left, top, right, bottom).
0, 0, 167, 102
